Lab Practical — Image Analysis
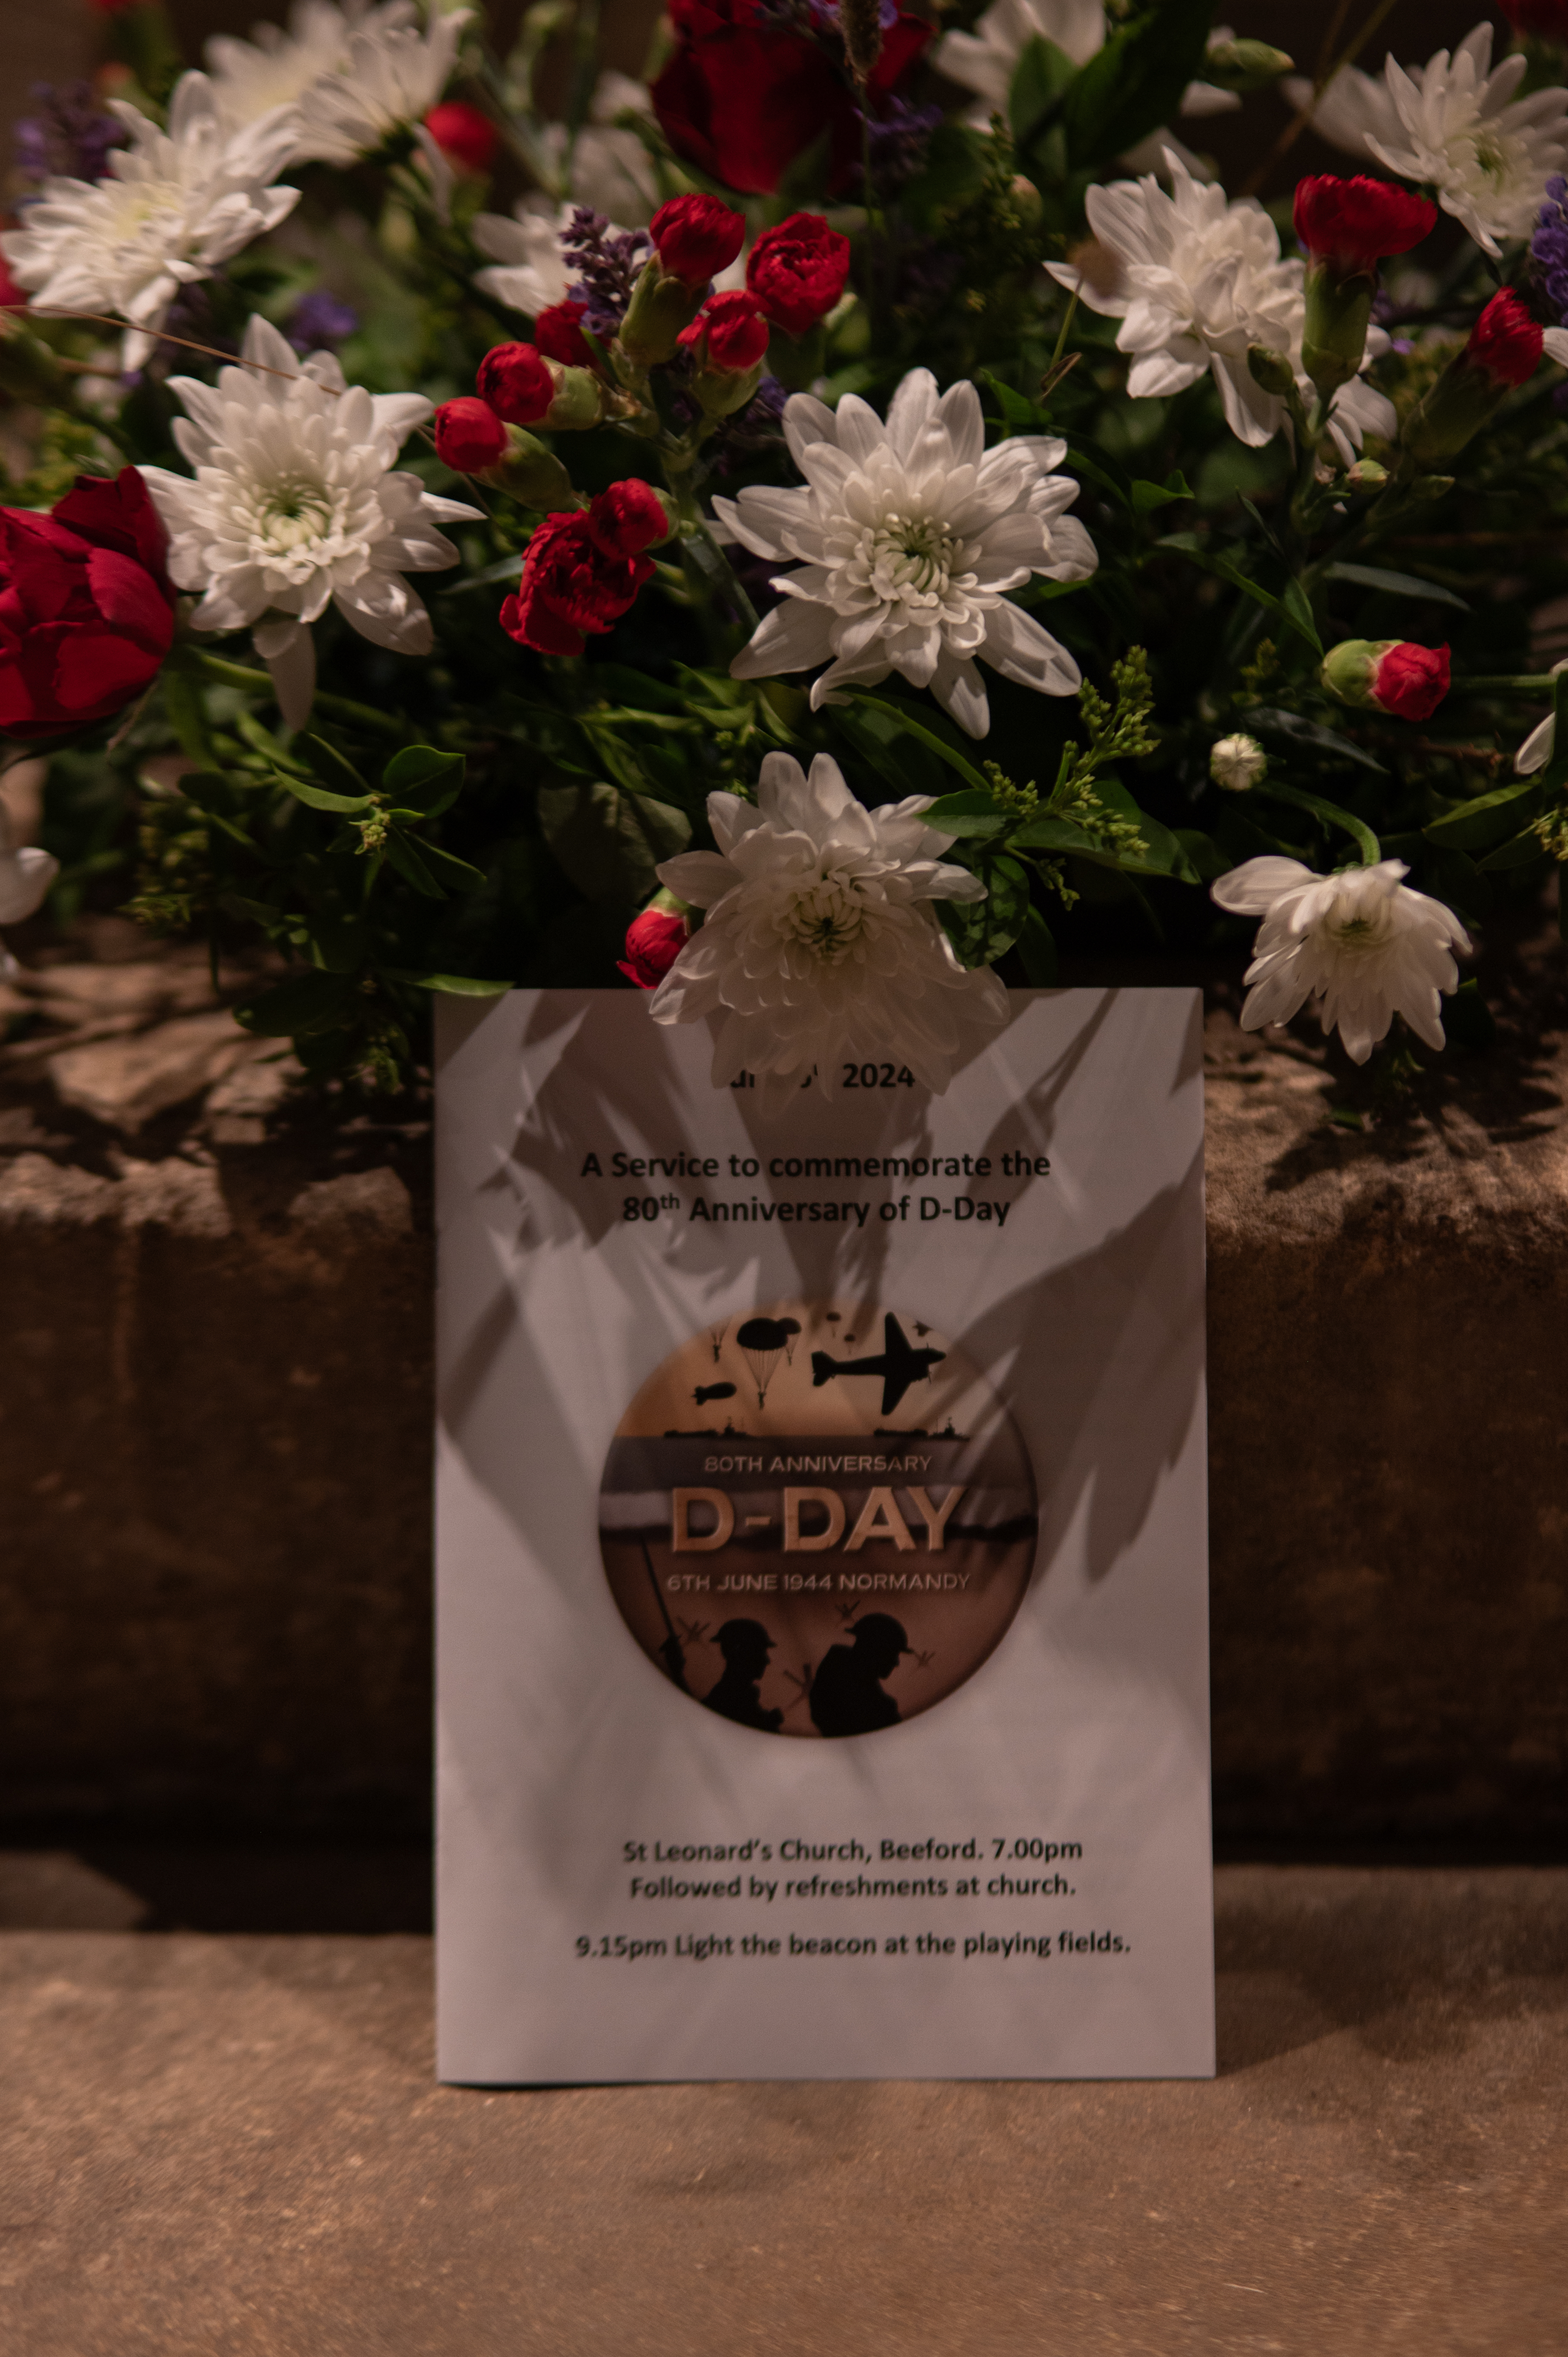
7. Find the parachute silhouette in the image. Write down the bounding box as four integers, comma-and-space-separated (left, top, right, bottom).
737, 1316, 794, 1409
707, 1319, 728, 1364
779, 1317, 802, 1366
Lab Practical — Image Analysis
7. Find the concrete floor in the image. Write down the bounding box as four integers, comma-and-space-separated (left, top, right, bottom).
0, 1863, 1564, 2353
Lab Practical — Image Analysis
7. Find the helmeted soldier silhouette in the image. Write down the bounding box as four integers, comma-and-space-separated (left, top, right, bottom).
808, 1614, 911, 1737
702, 1619, 783, 1732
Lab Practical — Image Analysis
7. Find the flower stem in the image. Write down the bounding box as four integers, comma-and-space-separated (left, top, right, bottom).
1256, 778, 1381, 866
178, 649, 406, 738
1450, 675, 1559, 694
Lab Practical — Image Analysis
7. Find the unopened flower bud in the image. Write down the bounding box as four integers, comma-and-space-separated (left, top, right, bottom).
1293, 177, 1435, 401
617, 255, 709, 368
617, 892, 692, 989
1247, 343, 1296, 398
486, 426, 575, 510
433, 396, 508, 474
1322, 637, 1451, 721
1210, 733, 1266, 792
678, 290, 770, 415
1202, 36, 1294, 91
1404, 291, 1543, 466
1344, 458, 1388, 493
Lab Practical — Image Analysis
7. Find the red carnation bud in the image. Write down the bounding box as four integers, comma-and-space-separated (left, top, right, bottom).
499, 509, 656, 657
1467, 287, 1544, 387
586, 480, 674, 559
433, 397, 509, 474
476, 341, 557, 426
1292, 174, 1436, 275
533, 300, 595, 369
422, 101, 498, 176
677, 287, 771, 373
649, 193, 746, 286
746, 211, 851, 337
1498, 0, 1568, 37
1371, 641, 1450, 721
617, 905, 690, 989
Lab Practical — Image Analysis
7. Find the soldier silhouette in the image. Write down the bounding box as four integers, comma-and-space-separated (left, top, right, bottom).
808, 1614, 911, 1738
702, 1620, 783, 1732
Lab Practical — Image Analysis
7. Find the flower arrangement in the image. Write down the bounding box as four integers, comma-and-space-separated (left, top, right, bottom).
5, 0, 1568, 1099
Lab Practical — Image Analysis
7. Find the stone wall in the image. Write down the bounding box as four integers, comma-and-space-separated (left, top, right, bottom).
2, 930, 1565, 1845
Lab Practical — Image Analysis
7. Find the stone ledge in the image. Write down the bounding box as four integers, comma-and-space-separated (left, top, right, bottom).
3, 950, 1566, 1838
0, 1864, 1563, 2356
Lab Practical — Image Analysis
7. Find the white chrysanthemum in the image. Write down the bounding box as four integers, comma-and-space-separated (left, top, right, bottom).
1212, 856, 1470, 1063
1513, 658, 1568, 773
714, 370, 1095, 742
0, 802, 59, 979
471, 198, 577, 319
138, 313, 479, 726
0, 74, 301, 371
937, 3, 1239, 138
1048, 150, 1396, 460
650, 753, 1007, 1099
1365, 23, 1568, 258
206, 0, 414, 147
290, 3, 469, 167
1279, 62, 1402, 161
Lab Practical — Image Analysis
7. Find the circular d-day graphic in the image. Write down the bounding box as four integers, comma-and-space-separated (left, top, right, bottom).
598, 1301, 1039, 1737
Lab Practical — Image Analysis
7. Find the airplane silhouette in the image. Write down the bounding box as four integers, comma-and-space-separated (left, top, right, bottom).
811, 1314, 947, 1416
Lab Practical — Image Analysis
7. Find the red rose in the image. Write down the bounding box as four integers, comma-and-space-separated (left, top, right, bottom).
533, 300, 596, 368
650, 193, 747, 285
617, 905, 690, 988
1371, 641, 1450, 721
476, 341, 556, 425
677, 288, 771, 371
499, 510, 655, 657
433, 397, 509, 474
0, 469, 174, 741
1292, 174, 1437, 274
586, 480, 673, 559
1467, 288, 1543, 386
423, 101, 497, 176
652, 0, 931, 197
747, 212, 852, 336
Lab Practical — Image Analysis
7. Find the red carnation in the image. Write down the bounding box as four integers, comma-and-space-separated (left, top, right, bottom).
651, 0, 931, 197
618, 905, 689, 989
586, 480, 672, 560
747, 212, 851, 336
533, 300, 596, 369
1293, 174, 1437, 274
476, 341, 556, 425
677, 288, 771, 372
1498, 0, 1568, 37
1467, 288, 1544, 387
423, 102, 497, 176
0, 469, 174, 742
433, 397, 508, 474
499, 507, 655, 658
649, 193, 746, 286
1372, 642, 1451, 721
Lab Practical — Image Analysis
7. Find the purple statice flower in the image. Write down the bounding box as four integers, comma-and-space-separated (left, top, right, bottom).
14, 81, 124, 188
561, 206, 651, 339
1531, 174, 1568, 328
287, 289, 358, 353
863, 96, 942, 190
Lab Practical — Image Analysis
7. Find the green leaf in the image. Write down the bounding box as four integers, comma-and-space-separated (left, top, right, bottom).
1131, 471, 1193, 513
1423, 777, 1542, 852
1060, 0, 1215, 168
923, 788, 1010, 840
300, 733, 369, 798
382, 745, 465, 815
1325, 561, 1471, 614
1477, 829, 1549, 872
1278, 577, 1323, 656
841, 692, 992, 792
1016, 902, 1058, 986
1158, 534, 1322, 653
1009, 33, 1078, 146
537, 778, 691, 906
382, 829, 447, 898
279, 772, 373, 815
405, 834, 485, 887
1009, 811, 1105, 853
1240, 705, 1388, 775
385, 970, 514, 997
900, 122, 990, 225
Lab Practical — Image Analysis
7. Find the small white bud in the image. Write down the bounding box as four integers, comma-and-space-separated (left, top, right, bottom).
1210, 733, 1267, 793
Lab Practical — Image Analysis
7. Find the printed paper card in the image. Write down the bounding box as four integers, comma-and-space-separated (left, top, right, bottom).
436, 987, 1212, 2082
